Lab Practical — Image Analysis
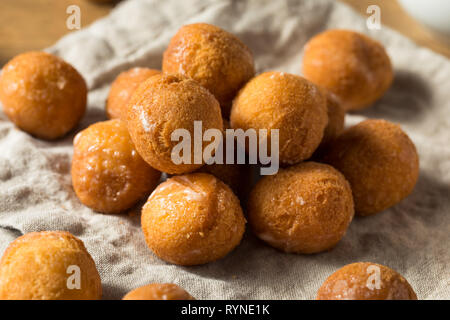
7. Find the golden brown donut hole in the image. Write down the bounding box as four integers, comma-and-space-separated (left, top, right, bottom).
141, 173, 246, 266
323, 119, 419, 216
303, 29, 393, 111
71, 119, 161, 214
317, 262, 417, 300
230, 71, 328, 166
106, 67, 160, 120
0, 51, 87, 139
248, 162, 354, 254
0, 231, 102, 300
126, 73, 223, 174
163, 23, 255, 117
122, 283, 195, 300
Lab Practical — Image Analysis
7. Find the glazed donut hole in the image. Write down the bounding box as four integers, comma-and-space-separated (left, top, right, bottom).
163, 23, 255, 117
317, 262, 417, 300
71, 119, 161, 214
248, 162, 354, 254
106, 67, 160, 120
302, 29, 393, 111
0, 51, 87, 139
122, 283, 195, 300
126, 73, 223, 175
0, 231, 102, 300
323, 119, 419, 216
230, 71, 328, 166
141, 173, 246, 266
0, 24, 422, 299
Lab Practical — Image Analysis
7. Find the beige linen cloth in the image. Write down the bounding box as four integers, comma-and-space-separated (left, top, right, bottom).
0, 0, 449, 300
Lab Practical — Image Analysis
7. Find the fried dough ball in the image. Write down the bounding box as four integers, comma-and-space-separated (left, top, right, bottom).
230, 71, 328, 165
0, 51, 86, 139
0, 231, 102, 300
126, 73, 223, 174
303, 30, 393, 111
72, 119, 161, 214
163, 23, 255, 116
323, 119, 419, 216
141, 173, 246, 266
317, 262, 417, 300
106, 67, 160, 120
123, 283, 195, 300
248, 162, 354, 254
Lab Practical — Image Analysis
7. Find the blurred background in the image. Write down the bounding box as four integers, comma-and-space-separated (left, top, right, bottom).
1, 0, 449, 66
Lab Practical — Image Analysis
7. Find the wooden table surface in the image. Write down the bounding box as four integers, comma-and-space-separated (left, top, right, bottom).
1, 0, 449, 66
340, 0, 450, 57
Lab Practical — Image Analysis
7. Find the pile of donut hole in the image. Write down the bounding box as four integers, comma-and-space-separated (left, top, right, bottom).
0, 24, 418, 300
